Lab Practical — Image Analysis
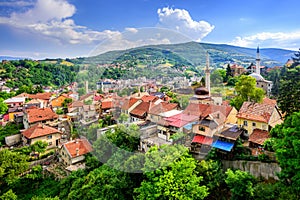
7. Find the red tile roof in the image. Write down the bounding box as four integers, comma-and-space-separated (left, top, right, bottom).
262, 97, 277, 105
141, 95, 158, 102
130, 102, 152, 118
249, 129, 270, 145
183, 103, 233, 119
22, 123, 61, 139
26, 107, 58, 123
28, 92, 52, 100
94, 95, 103, 101
63, 139, 92, 158
164, 113, 198, 128
192, 135, 213, 145
101, 101, 113, 110
68, 101, 84, 108
148, 102, 178, 115
121, 97, 140, 110
237, 102, 275, 123
79, 93, 94, 101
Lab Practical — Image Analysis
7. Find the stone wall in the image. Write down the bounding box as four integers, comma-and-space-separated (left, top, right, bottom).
222, 160, 281, 180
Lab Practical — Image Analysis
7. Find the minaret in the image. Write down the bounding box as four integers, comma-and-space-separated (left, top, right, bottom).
205, 52, 210, 95
256, 46, 261, 75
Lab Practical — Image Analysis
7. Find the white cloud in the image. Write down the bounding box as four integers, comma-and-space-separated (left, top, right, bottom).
0, 1, 35, 7
230, 31, 300, 50
125, 27, 138, 34
0, 0, 120, 45
157, 7, 214, 41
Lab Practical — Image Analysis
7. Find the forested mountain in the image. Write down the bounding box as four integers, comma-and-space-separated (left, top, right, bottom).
0, 59, 77, 89
80, 41, 295, 67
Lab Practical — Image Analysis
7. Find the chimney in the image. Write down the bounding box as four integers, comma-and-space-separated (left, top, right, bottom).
76, 148, 79, 156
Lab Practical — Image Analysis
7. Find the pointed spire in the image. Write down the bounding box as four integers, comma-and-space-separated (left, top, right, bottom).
205, 51, 210, 96
205, 51, 209, 73
256, 45, 261, 75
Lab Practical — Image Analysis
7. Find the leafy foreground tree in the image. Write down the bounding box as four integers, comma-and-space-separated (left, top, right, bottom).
230, 75, 265, 110
225, 169, 256, 200
0, 189, 17, 200
270, 112, 300, 198
0, 149, 29, 186
69, 165, 136, 200
196, 160, 228, 199
277, 65, 300, 115
135, 145, 209, 200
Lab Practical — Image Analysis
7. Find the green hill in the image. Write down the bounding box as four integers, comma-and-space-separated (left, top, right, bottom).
80, 41, 295, 67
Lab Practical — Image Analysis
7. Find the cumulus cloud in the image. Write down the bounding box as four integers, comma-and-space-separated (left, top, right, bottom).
0, 1, 35, 7
125, 27, 138, 34
89, 28, 179, 56
0, 0, 120, 45
157, 7, 214, 41
230, 31, 300, 50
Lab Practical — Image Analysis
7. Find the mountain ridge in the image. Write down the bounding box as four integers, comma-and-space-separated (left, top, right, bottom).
83, 41, 295, 67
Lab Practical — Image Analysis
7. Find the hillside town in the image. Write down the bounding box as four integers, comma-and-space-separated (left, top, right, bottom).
0, 46, 299, 200
0, 47, 282, 170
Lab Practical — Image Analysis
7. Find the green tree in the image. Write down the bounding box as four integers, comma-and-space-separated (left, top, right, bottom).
266, 68, 281, 97
135, 145, 209, 200
30, 141, 48, 154
31, 197, 60, 200
230, 75, 265, 110
0, 149, 29, 185
225, 169, 256, 200
270, 112, 300, 197
68, 165, 136, 200
62, 98, 73, 108
211, 69, 224, 86
196, 160, 227, 199
225, 64, 233, 82
0, 189, 17, 200
93, 124, 140, 163
291, 48, 300, 65
0, 98, 8, 115
59, 170, 86, 199
226, 76, 239, 86
118, 113, 129, 123
277, 66, 300, 115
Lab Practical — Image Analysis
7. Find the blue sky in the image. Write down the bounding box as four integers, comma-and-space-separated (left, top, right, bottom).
0, 0, 300, 59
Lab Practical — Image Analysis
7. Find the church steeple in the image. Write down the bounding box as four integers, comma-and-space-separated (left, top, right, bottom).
256, 46, 261, 75
205, 52, 210, 95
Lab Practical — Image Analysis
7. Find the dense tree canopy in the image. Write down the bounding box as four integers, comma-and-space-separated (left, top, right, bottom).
270, 112, 300, 197
230, 75, 265, 110
0, 149, 29, 186
0, 60, 77, 88
277, 65, 300, 115
225, 169, 256, 200
135, 145, 209, 200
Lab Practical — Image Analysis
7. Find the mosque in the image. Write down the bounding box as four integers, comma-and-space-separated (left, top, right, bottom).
190, 47, 273, 104
248, 47, 273, 96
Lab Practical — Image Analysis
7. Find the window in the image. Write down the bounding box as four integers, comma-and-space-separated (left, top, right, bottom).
243, 121, 248, 126
198, 126, 205, 131
252, 122, 256, 127
48, 142, 52, 146
47, 135, 52, 139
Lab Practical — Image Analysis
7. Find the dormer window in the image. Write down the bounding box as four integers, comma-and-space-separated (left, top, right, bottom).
199, 126, 205, 131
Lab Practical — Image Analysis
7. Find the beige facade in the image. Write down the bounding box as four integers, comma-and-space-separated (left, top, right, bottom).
60, 147, 86, 166
226, 107, 238, 124
23, 132, 61, 149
